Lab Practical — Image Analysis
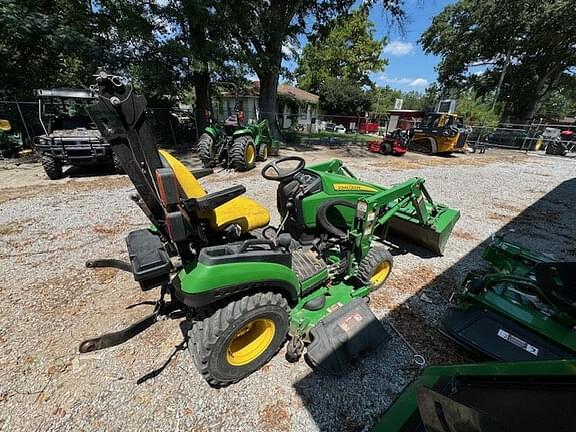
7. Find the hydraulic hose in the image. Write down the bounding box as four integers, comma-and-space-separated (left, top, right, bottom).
316, 199, 357, 238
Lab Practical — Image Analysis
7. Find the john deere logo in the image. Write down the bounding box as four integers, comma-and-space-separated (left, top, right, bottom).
333, 184, 377, 192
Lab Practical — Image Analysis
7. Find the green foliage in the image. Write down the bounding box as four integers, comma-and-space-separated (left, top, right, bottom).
421, 0, 576, 121
456, 92, 499, 126
371, 85, 437, 113
0, 0, 113, 98
319, 78, 374, 115
295, 10, 387, 93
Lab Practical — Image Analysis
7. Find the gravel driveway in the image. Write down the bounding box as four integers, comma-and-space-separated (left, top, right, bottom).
1, 147, 574, 431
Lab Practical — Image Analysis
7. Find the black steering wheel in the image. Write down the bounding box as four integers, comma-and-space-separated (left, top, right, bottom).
261, 156, 306, 181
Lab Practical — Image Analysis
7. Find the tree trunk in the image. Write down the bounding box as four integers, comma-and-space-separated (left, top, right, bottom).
492, 49, 511, 110
194, 69, 211, 139
257, 69, 281, 139
520, 67, 563, 122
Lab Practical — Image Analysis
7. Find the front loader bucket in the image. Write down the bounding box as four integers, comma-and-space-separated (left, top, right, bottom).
389, 204, 460, 255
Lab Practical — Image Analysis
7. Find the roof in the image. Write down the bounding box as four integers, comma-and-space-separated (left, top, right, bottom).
218, 81, 319, 105
276, 84, 319, 104
251, 82, 319, 104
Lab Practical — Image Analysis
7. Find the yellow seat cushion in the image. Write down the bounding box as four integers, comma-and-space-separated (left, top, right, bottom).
158, 150, 270, 232
0, 119, 12, 132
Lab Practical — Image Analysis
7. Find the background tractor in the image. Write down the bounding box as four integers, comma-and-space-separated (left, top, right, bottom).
0, 119, 23, 158
81, 72, 459, 387
197, 83, 276, 171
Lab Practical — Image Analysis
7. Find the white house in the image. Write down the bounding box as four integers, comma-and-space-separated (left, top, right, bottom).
214, 82, 319, 130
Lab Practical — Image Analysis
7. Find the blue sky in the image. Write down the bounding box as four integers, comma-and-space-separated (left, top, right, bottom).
283, 0, 454, 93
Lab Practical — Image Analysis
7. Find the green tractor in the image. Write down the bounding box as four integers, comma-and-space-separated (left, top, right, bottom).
81, 72, 459, 387
442, 235, 576, 361
197, 83, 276, 171
0, 119, 23, 158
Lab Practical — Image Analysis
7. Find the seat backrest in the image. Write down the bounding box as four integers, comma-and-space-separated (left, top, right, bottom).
158, 150, 206, 199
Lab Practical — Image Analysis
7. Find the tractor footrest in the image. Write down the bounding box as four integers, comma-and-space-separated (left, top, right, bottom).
126, 229, 171, 291
305, 298, 390, 375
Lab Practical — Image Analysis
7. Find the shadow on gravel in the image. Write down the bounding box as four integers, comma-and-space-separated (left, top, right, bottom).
293, 178, 576, 431
62, 164, 120, 178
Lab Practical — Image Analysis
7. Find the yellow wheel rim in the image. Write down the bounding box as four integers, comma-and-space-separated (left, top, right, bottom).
370, 262, 391, 286
226, 318, 275, 366
246, 144, 255, 164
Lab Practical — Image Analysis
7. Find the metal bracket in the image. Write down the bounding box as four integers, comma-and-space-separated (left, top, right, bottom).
85, 259, 132, 272
78, 291, 181, 353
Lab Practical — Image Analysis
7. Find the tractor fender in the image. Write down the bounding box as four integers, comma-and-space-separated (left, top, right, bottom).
203, 127, 219, 140
173, 261, 300, 308
232, 128, 255, 140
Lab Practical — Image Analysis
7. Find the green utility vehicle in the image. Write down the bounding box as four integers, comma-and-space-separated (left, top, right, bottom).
443, 236, 576, 361
373, 359, 576, 431
81, 72, 459, 387
197, 83, 276, 171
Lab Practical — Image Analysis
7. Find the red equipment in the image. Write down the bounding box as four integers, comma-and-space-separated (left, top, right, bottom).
368, 130, 408, 156
359, 121, 380, 134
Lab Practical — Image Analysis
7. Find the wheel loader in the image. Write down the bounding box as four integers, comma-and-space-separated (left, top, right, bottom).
80, 72, 460, 387
197, 82, 276, 171
409, 112, 469, 154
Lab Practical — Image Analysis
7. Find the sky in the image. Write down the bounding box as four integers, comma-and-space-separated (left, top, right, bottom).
283, 0, 455, 93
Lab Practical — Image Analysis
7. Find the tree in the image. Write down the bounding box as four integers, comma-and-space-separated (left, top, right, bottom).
421, 0, 576, 122
217, 1, 405, 137
0, 0, 112, 98
320, 78, 373, 115
295, 10, 387, 94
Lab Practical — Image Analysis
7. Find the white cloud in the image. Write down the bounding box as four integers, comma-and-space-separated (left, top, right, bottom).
376, 74, 429, 87
383, 41, 414, 56
408, 78, 428, 87
282, 41, 301, 58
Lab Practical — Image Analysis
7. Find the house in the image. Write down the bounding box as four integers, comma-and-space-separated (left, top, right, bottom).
214, 82, 320, 131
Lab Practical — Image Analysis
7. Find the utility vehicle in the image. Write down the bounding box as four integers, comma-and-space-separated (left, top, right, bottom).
80, 72, 459, 387
33, 88, 123, 179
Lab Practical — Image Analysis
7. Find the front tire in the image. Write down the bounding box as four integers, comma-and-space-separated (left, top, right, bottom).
356, 247, 394, 290
257, 144, 269, 161
197, 133, 216, 167
188, 292, 290, 387
112, 152, 124, 174
41, 155, 63, 180
230, 136, 256, 171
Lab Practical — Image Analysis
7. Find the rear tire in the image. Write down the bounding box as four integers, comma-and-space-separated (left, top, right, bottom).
230, 136, 256, 171
381, 142, 392, 155
356, 247, 394, 290
112, 152, 124, 174
188, 292, 290, 387
42, 155, 63, 180
197, 133, 216, 167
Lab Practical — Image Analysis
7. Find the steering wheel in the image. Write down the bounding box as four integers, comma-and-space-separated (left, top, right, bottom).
261, 156, 306, 181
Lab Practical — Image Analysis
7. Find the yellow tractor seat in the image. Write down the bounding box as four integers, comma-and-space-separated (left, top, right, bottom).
0, 119, 12, 132
158, 150, 270, 232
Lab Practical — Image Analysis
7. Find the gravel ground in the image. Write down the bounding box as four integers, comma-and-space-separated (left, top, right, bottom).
0, 147, 574, 431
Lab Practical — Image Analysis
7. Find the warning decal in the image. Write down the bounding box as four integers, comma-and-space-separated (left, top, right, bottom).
497, 329, 539, 356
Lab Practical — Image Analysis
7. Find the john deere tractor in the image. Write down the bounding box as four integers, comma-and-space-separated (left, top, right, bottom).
197, 83, 275, 171
0, 119, 23, 158
81, 72, 459, 387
